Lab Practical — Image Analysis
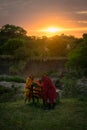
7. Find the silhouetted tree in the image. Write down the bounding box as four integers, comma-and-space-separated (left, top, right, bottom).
0, 24, 27, 45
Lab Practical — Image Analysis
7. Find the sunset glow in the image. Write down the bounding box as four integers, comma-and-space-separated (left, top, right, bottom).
42, 27, 63, 33
35, 27, 64, 37
1, 0, 86, 38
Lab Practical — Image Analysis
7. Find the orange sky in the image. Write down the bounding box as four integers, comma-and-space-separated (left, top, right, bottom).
0, 0, 87, 38
24, 13, 87, 37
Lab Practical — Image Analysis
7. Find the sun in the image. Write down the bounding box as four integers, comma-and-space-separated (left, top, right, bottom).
43, 27, 61, 33
36, 26, 63, 37
38, 26, 63, 36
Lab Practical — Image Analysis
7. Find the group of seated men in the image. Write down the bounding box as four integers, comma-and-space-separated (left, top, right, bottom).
24, 74, 61, 109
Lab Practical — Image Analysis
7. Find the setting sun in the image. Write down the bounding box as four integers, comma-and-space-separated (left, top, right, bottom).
41, 27, 63, 33
36, 27, 64, 37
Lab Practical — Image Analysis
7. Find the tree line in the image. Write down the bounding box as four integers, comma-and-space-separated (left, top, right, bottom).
0, 24, 87, 74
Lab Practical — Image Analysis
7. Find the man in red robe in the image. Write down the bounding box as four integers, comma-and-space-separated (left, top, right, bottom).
41, 75, 57, 109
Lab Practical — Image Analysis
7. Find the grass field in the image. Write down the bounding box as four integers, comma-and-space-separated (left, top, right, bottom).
0, 98, 87, 130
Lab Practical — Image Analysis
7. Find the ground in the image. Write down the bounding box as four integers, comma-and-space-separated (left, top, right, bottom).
0, 98, 87, 130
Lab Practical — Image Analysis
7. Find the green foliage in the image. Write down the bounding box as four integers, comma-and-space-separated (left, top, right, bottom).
0, 24, 27, 49
45, 70, 60, 77
67, 37, 87, 70
47, 35, 78, 57
9, 61, 27, 75
0, 24, 27, 38
61, 70, 87, 97
61, 75, 79, 97
0, 75, 25, 83
83, 33, 87, 40
2, 38, 24, 55
14, 43, 33, 60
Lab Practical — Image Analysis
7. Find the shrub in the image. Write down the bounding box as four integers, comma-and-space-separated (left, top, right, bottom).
61, 74, 79, 97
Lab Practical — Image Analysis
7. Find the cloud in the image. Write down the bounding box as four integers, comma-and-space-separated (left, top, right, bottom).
0, 0, 32, 9
0, 7, 4, 10
0, 0, 33, 17
78, 21, 87, 24
63, 27, 87, 32
76, 10, 87, 14
0, 3, 9, 16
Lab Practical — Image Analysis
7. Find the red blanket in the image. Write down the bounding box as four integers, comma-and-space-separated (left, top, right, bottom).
41, 76, 57, 104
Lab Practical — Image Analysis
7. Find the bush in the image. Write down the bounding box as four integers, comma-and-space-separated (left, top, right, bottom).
61, 74, 79, 97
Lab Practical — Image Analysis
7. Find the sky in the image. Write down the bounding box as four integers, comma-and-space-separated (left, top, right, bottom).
0, 0, 87, 37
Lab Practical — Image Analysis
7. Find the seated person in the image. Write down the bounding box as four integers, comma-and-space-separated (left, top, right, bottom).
24, 75, 34, 103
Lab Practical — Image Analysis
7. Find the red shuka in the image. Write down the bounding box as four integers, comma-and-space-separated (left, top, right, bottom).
41, 76, 57, 104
